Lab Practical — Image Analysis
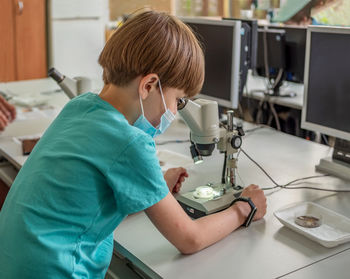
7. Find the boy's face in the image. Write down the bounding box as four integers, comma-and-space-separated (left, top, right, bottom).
143, 86, 186, 127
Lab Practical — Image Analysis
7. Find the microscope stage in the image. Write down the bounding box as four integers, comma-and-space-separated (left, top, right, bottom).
177, 185, 242, 219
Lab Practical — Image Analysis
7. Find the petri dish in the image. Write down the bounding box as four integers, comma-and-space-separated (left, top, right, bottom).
295, 214, 322, 228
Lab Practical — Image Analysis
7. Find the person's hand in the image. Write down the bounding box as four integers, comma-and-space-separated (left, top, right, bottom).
238, 184, 267, 221
0, 96, 16, 131
163, 167, 188, 193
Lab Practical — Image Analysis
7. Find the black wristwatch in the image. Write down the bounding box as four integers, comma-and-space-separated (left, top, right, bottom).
230, 197, 257, 227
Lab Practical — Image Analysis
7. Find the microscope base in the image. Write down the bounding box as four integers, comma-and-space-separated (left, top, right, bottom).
177, 186, 243, 219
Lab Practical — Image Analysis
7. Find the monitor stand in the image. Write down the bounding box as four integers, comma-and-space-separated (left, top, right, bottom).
316, 139, 350, 181
266, 78, 296, 98
263, 87, 296, 98
251, 76, 297, 98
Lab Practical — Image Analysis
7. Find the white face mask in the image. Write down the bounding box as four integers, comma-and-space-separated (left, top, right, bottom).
133, 80, 175, 138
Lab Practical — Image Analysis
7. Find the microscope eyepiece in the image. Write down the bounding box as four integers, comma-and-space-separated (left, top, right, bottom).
48, 67, 64, 83
177, 98, 187, 110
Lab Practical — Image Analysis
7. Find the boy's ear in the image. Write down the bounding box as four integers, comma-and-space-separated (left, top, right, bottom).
138, 74, 159, 100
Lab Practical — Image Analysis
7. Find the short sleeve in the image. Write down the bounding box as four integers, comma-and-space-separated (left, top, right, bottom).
106, 134, 169, 215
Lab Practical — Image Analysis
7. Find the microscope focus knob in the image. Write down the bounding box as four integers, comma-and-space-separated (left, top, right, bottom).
231, 135, 242, 149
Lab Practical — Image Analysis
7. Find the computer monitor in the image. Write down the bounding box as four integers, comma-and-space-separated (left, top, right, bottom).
181, 18, 241, 109
272, 25, 307, 83
256, 28, 286, 73
255, 28, 287, 96
223, 18, 258, 99
255, 26, 306, 96
224, 18, 258, 69
301, 26, 350, 180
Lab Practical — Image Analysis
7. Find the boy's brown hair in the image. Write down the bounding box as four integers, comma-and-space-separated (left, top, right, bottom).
98, 10, 204, 97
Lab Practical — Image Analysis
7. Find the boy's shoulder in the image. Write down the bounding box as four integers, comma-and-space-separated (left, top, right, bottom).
57, 92, 155, 154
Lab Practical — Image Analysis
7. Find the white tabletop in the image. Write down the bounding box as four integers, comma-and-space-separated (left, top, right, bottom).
0, 78, 67, 168
245, 72, 304, 110
113, 120, 350, 279
1, 79, 349, 278
0, 78, 103, 169
282, 248, 350, 279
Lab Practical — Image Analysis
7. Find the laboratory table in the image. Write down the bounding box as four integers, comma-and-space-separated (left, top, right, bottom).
0, 78, 349, 279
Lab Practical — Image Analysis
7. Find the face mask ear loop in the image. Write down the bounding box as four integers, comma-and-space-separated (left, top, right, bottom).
139, 94, 145, 116
158, 80, 168, 111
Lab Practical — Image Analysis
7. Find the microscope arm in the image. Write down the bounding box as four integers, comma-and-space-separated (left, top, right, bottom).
178, 99, 243, 188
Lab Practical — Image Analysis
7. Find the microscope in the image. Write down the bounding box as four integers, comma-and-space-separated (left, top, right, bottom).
48, 68, 92, 99
177, 98, 245, 218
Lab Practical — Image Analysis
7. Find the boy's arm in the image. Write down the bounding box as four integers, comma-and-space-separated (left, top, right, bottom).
145, 185, 266, 254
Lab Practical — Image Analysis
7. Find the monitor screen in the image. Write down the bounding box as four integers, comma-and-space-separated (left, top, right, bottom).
302, 26, 350, 141
282, 27, 306, 83
224, 18, 258, 69
182, 18, 241, 108
271, 26, 306, 83
224, 18, 258, 99
256, 25, 306, 83
256, 29, 286, 78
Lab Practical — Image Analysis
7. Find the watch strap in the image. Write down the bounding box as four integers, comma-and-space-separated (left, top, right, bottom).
230, 197, 257, 227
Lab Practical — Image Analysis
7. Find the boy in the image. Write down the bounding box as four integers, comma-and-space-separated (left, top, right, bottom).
0, 11, 267, 278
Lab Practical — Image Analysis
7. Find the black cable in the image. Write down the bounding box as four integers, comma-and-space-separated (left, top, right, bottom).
155, 139, 190, 145
283, 175, 330, 187
283, 185, 350, 193
261, 174, 330, 191
240, 148, 350, 193
221, 152, 227, 184
263, 28, 270, 83
240, 148, 280, 187
321, 134, 329, 146
236, 149, 241, 159
261, 185, 280, 191
244, 125, 268, 134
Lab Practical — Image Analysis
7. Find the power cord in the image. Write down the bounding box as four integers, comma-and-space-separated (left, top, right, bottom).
155, 139, 190, 145
240, 147, 350, 193
282, 185, 350, 193
240, 148, 280, 187
244, 125, 269, 134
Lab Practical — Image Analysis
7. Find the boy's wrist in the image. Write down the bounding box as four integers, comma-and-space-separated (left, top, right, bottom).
232, 201, 251, 226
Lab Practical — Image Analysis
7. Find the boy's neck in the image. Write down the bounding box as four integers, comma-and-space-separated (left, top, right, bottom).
99, 83, 140, 125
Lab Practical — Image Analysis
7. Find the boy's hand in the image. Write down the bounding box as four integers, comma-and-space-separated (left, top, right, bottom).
0, 96, 16, 131
238, 184, 267, 221
163, 167, 188, 193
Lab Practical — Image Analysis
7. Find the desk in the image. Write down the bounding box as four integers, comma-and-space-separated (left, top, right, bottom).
0, 78, 68, 183
245, 72, 304, 110
0, 78, 66, 138
0, 79, 349, 279
114, 121, 350, 279
243, 72, 305, 135
0, 78, 103, 170
282, 248, 350, 279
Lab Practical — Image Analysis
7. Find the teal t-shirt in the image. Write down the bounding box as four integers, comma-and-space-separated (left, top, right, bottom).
0, 93, 169, 278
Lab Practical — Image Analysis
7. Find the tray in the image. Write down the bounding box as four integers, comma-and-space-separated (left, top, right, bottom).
274, 202, 350, 248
